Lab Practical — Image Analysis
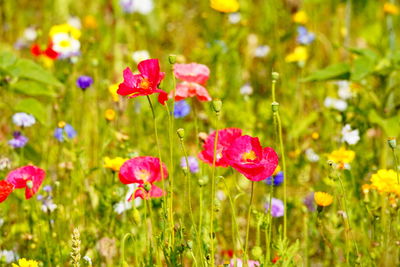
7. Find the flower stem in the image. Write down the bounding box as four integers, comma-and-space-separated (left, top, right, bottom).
266, 177, 274, 264
244, 181, 255, 262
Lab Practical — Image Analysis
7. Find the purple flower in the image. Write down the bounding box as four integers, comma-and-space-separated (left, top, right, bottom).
12, 112, 36, 127
43, 185, 53, 192
303, 192, 316, 212
265, 198, 284, 217
76, 75, 93, 90
8, 131, 28, 148
297, 26, 315, 45
180, 156, 199, 173
54, 123, 77, 142
264, 171, 284, 186
229, 259, 260, 267
173, 100, 190, 118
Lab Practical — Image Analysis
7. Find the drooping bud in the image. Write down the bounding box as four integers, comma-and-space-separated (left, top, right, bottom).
177, 128, 185, 139
388, 137, 397, 149
251, 246, 263, 259
212, 99, 222, 114
169, 55, 177, 65
271, 101, 279, 112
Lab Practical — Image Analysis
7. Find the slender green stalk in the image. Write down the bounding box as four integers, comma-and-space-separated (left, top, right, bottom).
391, 147, 400, 184
244, 181, 255, 262
146, 96, 172, 244
266, 177, 274, 264
210, 112, 220, 266
120, 233, 133, 267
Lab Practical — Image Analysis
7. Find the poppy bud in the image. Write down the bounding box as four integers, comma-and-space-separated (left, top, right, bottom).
251, 246, 263, 259
177, 128, 185, 139
26, 180, 33, 189
144, 183, 151, 192
212, 99, 222, 113
271, 101, 279, 112
388, 137, 397, 149
133, 208, 141, 224
272, 72, 280, 81
169, 55, 177, 64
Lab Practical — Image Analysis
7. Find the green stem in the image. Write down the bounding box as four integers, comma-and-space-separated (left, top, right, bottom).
244, 181, 255, 262
120, 233, 133, 267
266, 177, 274, 264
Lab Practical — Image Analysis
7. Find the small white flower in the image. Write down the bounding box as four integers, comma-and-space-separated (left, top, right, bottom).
0, 218, 4, 227
305, 148, 320, 162
12, 112, 36, 127
240, 83, 253, 96
336, 80, 352, 100
121, 0, 154, 14
83, 255, 92, 265
0, 250, 18, 263
341, 124, 360, 145
132, 50, 150, 64
0, 157, 11, 170
216, 190, 226, 201
68, 16, 82, 29
23, 27, 37, 41
52, 33, 80, 57
114, 185, 141, 214
324, 97, 347, 111
41, 200, 58, 213
254, 45, 270, 58
228, 13, 241, 24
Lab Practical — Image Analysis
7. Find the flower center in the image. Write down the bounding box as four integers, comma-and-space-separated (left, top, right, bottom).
140, 78, 150, 89
136, 169, 150, 181
59, 40, 71, 48
242, 150, 256, 162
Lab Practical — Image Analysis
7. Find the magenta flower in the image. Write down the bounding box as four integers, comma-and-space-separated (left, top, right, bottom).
6, 165, 46, 199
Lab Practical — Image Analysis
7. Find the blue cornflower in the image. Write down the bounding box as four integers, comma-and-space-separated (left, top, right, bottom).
297, 26, 315, 45
54, 122, 77, 142
180, 156, 199, 173
8, 131, 28, 148
76, 75, 93, 90
173, 100, 190, 118
264, 171, 284, 186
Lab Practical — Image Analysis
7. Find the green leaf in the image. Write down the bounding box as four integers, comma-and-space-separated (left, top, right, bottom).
11, 80, 56, 97
351, 56, 375, 81
302, 63, 351, 82
368, 110, 400, 137
348, 47, 378, 61
8, 59, 62, 87
0, 51, 17, 70
14, 98, 48, 125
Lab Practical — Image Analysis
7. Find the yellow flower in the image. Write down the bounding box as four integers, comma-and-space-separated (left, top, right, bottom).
58, 121, 66, 128
384, 3, 399, 15
84, 15, 98, 29
210, 0, 239, 13
370, 169, 400, 195
49, 23, 81, 39
311, 132, 319, 140
327, 147, 355, 164
293, 10, 308, 24
12, 258, 39, 267
104, 157, 128, 172
314, 192, 333, 207
273, 165, 281, 176
285, 46, 308, 63
105, 109, 116, 121
108, 83, 120, 102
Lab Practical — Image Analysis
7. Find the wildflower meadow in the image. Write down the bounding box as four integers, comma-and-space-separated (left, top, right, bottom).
2, 0, 400, 266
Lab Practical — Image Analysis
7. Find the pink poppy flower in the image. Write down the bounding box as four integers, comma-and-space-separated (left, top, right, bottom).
130, 184, 165, 200
171, 82, 212, 102
173, 63, 210, 85
198, 128, 243, 167
119, 156, 168, 185
6, 165, 46, 199
117, 59, 168, 105
0, 180, 14, 203
224, 135, 279, 181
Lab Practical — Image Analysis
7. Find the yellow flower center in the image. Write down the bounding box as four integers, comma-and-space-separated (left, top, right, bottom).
136, 169, 150, 181
140, 78, 150, 89
242, 150, 256, 162
59, 40, 71, 48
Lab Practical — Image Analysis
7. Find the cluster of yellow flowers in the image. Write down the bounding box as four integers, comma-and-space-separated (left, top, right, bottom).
363, 169, 400, 196
210, 0, 239, 13
104, 156, 128, 172
327, 147, 355, 169
12, 258, 39, 267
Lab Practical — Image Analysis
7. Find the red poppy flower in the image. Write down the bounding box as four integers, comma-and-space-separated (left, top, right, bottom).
224, 135, 279, 181
30, 44, 42, 56
171, 63, 212, 102
30, 42, 59, 59
130, 184, 164, 200
174, 63, 210, 84
0, 180, 14, 203
117, 59, 168, 105
198, 128, 243, 167
6, 165, 46, 199
170, 82, 212, 102
119, 156, 168, 185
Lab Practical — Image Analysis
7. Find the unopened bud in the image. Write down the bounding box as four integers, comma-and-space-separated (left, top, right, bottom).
212, 99, 222, 114
133, 208, 141, 224
272, 72, 280, 81
251, 246, 263, 259
169, 55, 177, 64
271, 101, 279, 112
177, 128, 185, 139
144, 183, 151, 192
388, 137, 397, 149
26, 180, 33, 189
